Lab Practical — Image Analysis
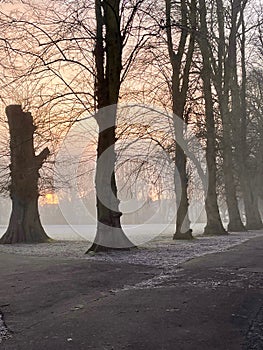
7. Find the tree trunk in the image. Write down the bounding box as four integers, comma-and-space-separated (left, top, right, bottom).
88, 108, 134, 252
0, 105, 50, 244
232, 13, 263, 230
203, 94, 227, 235
87, 0, 135, 252
219, 97, 246, 232
166, 0, 196, 240
211, 0, 246, 232
198, 0, 227, 236
173, 142, 193, 239
232, 82, 262, 229
223, 0, 259, 231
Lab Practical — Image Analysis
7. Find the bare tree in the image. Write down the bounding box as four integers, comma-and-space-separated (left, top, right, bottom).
0, 105, 50, 243
197, 0, 227, 235
0, 0, 155, 250
165, 0, 197, 239
199, 0, 246, 232
231, 3, 263, 229
87, 0, 135, 252
246, 68, 263, 221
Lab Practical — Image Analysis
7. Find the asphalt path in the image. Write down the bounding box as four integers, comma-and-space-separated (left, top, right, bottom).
0, 236, 262, 350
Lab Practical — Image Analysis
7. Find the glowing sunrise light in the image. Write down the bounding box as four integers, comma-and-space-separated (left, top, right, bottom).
41, 193, 59, 206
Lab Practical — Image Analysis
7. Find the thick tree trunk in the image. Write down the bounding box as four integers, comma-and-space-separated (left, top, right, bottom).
231, 15, 263, 230
223, 0, 259, 231
242, 178, 263, 229
201, 69, 227, 235
204, 108, 227, 235
87, 0, 135, 252
198, 0, 227, 236
232, 89, 262, 229
88, 109, 134, 252
173, 103, 192, 240
242, 155, 263, 229
219, 98, 246, 232
166, 0, 196, 240
210, 0, 246, 232
0, 105, 50, 244
173, 143, 193, 239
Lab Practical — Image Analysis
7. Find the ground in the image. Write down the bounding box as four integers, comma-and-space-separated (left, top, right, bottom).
0, 231, 262, 349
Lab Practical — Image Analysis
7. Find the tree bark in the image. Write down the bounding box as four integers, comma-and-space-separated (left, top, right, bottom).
218, 95, 246, 232
0, 105, 50, 244
202, 82, 227, 235
166, 0, 196, 240
211, 0, 246, 232
197, 0, 227, 235
232, 12, 263, 230
87, 0, 135, 252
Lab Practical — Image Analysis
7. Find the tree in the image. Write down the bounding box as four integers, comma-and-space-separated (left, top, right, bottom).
165, 0, 197, 239
87, 0, 135, 252
0, 105, 50, 244
232, 4, 263, 229
197, 0, 227, 235
202, 0, 246, 232
0, 0, 151, 250
246, 68, 263, 221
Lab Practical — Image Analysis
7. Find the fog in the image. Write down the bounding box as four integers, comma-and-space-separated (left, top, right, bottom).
0, 194, 208, 244
1, 190, 262, 244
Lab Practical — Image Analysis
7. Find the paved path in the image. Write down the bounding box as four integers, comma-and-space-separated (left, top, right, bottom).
0, 236, 263, 349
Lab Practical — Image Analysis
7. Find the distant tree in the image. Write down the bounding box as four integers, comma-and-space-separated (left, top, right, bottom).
199, 0, 246, 232
246, 68, 263, 220
232, 6, 263, 229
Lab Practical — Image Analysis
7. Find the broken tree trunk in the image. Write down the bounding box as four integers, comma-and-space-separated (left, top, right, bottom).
0, 105, 51, 244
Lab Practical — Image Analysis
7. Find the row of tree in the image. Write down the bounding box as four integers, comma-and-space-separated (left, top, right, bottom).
0, 0, 262, 250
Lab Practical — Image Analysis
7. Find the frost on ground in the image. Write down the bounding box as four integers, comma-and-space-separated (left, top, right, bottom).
0, 230, 262, 291
0, 230, 262, 268
0, 312, 11, 343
